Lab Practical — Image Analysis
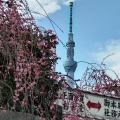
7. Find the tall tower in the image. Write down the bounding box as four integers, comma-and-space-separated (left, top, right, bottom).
63, 2, 77, 88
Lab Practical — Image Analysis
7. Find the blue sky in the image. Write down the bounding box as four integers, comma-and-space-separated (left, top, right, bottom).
27, 0, 120, 80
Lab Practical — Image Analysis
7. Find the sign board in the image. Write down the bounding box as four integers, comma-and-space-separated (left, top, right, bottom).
55, 90, 120, 120
79, 92, 120, 120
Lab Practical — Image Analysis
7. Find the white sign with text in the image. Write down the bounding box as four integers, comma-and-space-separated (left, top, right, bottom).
56, 90, 120, 120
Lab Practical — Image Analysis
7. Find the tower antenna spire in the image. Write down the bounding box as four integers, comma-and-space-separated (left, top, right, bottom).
69, 2, 73, 33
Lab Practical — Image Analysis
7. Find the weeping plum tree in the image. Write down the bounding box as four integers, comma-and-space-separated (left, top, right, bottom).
62, 62, 120, 120
0, 0, 64, 119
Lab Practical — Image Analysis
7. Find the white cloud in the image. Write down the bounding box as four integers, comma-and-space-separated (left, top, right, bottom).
92, 39, 120, 79
26, 0, 61, 18
25, 0, 78, 18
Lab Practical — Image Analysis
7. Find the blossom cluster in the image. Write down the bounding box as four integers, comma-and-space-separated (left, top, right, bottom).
0, 0, 63, 119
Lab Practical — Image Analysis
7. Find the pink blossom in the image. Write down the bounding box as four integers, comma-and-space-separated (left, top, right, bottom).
21, 99, 26, 106
10, 40, 15, 46
15, 93, 19, 97
7, 66, 10, 70
16, 83, 20, 88
17, 57, 21, 61
50, 104, 54, 110
24, 68, 28, 74
27, 41, 31, 44
9, 62, 12, 66
37, 42, 44, 48
19, 87, 24, 92
34, 69, 39, 76
39, 92, 43, 95
4, 21, 9, 25
2, 109, 6, 112
41, 61, 48, 66
20, 68, 23, 72
10, 29, 15, 34
18, 78, 22, 82
22, 101, 25, 106
14, 78, 18, 81
48, 29, 52, 33
11, 107, 15, 110
13, 97, 18, 103
29, 81, 36, 88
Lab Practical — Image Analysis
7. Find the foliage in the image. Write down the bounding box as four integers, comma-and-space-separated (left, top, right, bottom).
0, 0, 63, 119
